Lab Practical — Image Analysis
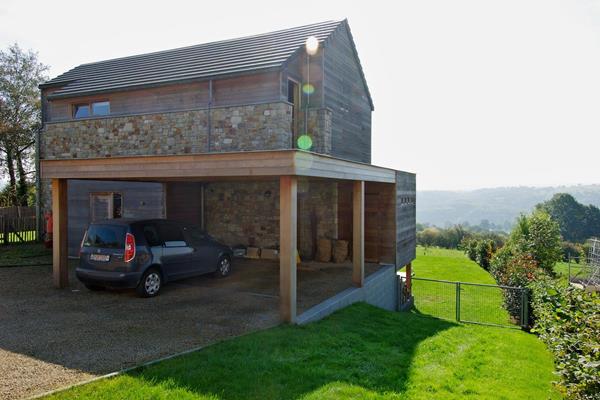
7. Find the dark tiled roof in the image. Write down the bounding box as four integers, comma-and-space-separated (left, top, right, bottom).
42, 20, 345, 99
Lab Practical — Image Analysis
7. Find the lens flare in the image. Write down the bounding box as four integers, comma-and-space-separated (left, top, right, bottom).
305, 36, 319, 55
302, 83, 315, 95
297, 135, 313, 150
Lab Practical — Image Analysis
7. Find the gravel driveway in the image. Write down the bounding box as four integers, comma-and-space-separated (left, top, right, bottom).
0, 259, 375, 399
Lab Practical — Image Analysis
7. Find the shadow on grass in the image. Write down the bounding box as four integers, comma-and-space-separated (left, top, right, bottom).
124, 303, 457, 400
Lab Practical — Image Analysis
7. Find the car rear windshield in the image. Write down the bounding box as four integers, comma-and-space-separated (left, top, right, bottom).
83, 224, 127, 249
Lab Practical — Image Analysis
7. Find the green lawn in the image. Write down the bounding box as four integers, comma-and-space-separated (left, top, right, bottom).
409, 247, 513, 326
43, 246, 559, 400
45, 303, 558, 400
554, 260, 591, 282
0, 242, 51, 267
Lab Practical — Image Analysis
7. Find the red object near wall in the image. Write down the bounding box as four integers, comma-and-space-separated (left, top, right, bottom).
44, 212, 53, 248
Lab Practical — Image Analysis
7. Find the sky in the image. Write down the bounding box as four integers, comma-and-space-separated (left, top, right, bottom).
1, 0, 599, 190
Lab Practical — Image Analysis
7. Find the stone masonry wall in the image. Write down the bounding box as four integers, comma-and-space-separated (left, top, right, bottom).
203, 178, 337, 257
305, 107, 333, 155
40, 102, 293, 216
204, 180, 280, 249
40, 102, 293, 159
297, 178, 337, 259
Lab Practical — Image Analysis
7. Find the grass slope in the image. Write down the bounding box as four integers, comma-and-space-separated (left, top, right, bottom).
44, 246, 559, 400
410, 247, 512, 326
44, 308, 558, 400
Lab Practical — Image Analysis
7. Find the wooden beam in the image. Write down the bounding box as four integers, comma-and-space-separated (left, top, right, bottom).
52, 178, 68, 288
353, 180, 365, 287
40, 150, 397, 183
279, 175, 297, 323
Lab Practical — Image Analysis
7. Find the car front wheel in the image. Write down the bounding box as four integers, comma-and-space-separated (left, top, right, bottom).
136, 268, 162, 297
214, 255, 232, 278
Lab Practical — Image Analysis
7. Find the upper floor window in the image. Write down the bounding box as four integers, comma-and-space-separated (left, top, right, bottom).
73, 101, 110, 119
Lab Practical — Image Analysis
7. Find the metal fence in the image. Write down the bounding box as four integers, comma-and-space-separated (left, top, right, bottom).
566, 257, 594, 284
400, 276, 528, 329
0, 206, 37, 245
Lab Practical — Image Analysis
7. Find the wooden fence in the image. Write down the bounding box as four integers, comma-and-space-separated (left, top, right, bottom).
0, 206, 37, 245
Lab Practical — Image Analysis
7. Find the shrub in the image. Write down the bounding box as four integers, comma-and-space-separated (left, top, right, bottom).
490, 248, 540, 319
460, 237, 497, 270
509, 211, 562, 274
530, 277, 600, 399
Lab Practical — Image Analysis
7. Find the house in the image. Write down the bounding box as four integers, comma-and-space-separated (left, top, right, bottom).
39, 20, 416, 322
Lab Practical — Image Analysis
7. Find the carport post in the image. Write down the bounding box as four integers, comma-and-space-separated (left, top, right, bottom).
52, 178, 69, 288
279, 175, 297, 323
353, 180, 365, 287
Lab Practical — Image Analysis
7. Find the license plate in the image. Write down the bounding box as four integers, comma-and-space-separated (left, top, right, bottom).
90, 254, 110, 262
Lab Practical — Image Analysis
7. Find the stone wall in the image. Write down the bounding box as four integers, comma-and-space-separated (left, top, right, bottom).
203, 178, 337, 257
305, 107, 332, 154
40, 102, 293, 159
297, 178, 337, 259
204, 180, 280, 249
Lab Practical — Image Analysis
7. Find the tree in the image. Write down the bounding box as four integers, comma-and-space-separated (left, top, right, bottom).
537, 193, 600, 243
507, 210, 562, 274
0, 43, 48, 206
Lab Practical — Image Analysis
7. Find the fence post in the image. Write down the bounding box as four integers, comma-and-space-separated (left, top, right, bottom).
568, 255, 571, 282
455, 282, 461, 322
521, 288, 529, 329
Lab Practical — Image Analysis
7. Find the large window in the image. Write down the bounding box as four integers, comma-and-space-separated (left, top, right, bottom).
74, 101, 110, 118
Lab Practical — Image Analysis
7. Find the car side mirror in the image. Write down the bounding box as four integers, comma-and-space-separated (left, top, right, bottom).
164, 240, 188, 248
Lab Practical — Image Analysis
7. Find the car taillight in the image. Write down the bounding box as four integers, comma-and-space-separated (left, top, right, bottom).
79, 231, 87, 257
124, 233, 136, 263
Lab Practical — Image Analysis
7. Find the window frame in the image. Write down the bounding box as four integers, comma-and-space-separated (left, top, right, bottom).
72, 99, 111, 119
287, 78, 301, 143
89, 192, 124, 222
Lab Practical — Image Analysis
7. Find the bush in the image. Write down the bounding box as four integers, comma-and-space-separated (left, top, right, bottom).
510, 211, 562, 274
530, 277, 600, 399
490, 248, 540, 319
460, 237, 497, 270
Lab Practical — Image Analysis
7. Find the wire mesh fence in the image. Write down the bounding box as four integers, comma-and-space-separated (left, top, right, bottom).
404, 277, 528, 329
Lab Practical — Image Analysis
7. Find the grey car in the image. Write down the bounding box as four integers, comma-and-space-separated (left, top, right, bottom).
77, 219, 233, 297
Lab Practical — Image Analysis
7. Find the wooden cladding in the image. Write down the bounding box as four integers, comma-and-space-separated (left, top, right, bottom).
45, 71, 281, 123
41, 150, 397, 183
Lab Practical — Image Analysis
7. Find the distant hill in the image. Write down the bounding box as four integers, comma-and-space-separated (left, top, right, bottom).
418, 185, 600, 230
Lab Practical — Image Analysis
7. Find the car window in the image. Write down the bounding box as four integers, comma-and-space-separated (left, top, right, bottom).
143, 224, 162, 247
158, 222, 184, 243
83, 224, 126, 249
182, 226, 206, 246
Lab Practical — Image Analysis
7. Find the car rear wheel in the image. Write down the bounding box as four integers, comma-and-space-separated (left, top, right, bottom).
214, 255, 231, 278
136, 268, 162, 297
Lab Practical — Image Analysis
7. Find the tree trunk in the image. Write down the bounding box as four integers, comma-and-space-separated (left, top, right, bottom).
16, 150, 28, 206
4, 146, 18, 206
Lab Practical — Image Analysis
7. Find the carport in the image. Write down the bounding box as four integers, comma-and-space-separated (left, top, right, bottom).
42, 149, 410, 323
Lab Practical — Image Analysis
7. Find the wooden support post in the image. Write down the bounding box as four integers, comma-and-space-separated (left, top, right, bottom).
52, 178, 69, 288
279, 176, 297, 323
353, 180, 365, 287
405, 262, 412, 295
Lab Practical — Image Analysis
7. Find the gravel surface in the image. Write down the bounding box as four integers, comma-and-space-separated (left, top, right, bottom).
0, 258, 379, 399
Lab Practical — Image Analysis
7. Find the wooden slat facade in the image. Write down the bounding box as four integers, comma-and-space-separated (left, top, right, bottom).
323, 23, 372, 164
45, 72, 282, 123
